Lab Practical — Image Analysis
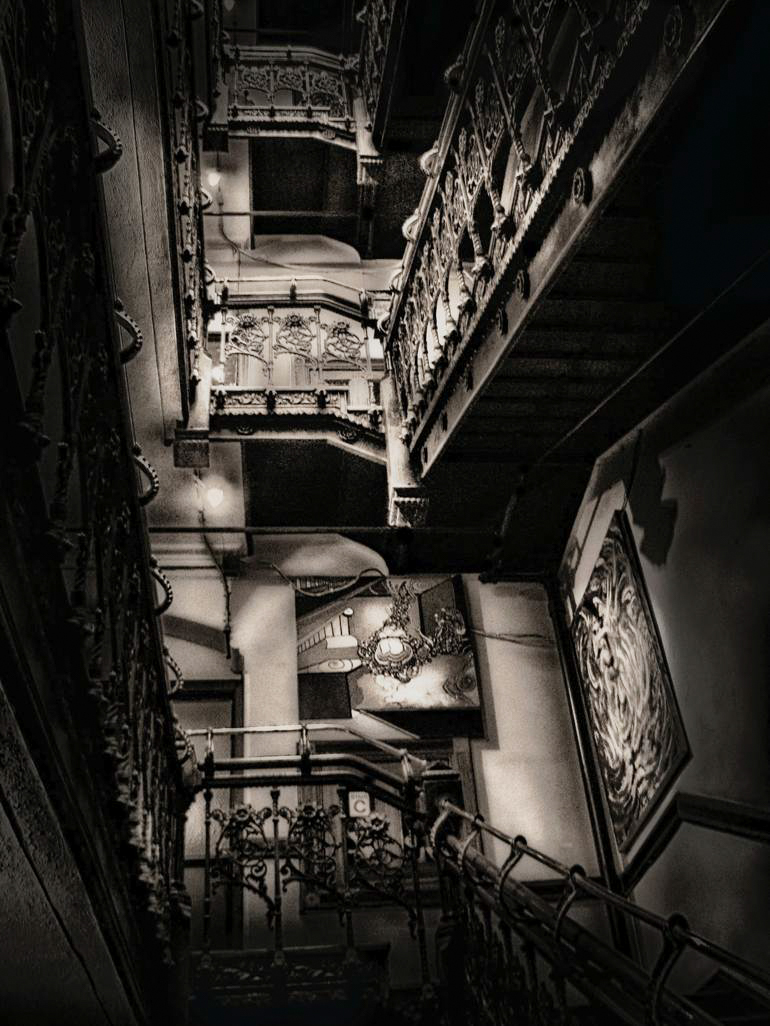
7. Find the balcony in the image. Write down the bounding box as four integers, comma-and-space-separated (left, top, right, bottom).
206, 301, 386, 460
223, 45, 358, 147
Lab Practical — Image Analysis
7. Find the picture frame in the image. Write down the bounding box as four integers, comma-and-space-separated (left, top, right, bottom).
570, 510, 690, 853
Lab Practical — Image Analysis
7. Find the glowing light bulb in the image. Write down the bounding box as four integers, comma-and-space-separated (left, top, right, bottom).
206, 486, 225, 509
207, 169, 221, 188
223, 0, 235, 9
211, 363, 225, 384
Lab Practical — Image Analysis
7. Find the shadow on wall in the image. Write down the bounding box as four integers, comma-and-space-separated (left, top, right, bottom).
562, 431, 678, 599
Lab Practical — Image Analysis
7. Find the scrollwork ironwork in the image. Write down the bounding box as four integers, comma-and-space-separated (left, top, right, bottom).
211, 803, 275, 918
384, 0, 664, 448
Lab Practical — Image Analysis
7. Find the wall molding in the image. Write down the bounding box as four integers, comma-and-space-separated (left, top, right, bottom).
622, 792, 770, 893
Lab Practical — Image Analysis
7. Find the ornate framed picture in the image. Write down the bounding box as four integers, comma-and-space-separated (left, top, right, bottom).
571, 511, 690, 853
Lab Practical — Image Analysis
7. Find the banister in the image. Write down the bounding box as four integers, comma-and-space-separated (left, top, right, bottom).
437, 800, 770, 1011
186, 721, 429, 778
383, 0, 731, 473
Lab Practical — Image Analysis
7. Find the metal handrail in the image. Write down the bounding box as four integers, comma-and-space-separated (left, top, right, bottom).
438, 801, 770, 1003
186, 721, 430, 780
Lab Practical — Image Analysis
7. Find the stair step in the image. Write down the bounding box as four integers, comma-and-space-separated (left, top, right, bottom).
502, 355, 638, 378
549, 259, 653, 299
577, 216, 658, 257
516, 328, 661, 359
531, 297, 668, 330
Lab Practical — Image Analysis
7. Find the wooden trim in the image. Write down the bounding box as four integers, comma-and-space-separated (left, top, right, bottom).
678, 793, 770, 843
546, 576, 635, 956
622, 792, 770, 893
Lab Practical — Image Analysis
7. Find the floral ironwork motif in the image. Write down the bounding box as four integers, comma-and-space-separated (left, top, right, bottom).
226, 311, 269, 362
348, 813, 417, 932
274, 311, 316, 360
280, 801, 342, 905
211, 803, 275, 915
207, 795, 416, 928
322, 319, 364, 364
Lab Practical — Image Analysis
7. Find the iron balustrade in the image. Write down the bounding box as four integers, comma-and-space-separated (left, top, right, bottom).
191, 736, 458, 1015
206, 301, 385, 433
383, 0, 724, 459
225, 45, 357, 143
180, 724, 770, 1021
431, 801, 770, 1026
0, 0, 195, 1001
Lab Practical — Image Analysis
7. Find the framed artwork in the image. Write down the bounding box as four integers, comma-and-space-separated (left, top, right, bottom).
296, 575, 484, 737
571, 511, 690, 853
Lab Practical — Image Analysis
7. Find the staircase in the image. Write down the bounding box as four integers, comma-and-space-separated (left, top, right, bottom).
174, 724, 770, 1026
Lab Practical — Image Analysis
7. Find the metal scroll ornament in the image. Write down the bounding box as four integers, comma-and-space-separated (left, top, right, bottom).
356, 580, 473, 684
226, 312, 269, 362
322, 319, 364, 364
210, 804, 274, 916
356, 581, 434, 683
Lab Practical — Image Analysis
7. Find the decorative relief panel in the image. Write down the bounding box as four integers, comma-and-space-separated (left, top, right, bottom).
571, 511, 690, 852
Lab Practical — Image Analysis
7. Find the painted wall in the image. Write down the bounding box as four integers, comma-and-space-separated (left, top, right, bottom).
558, 329, 770, 975
464, 577, 598, 877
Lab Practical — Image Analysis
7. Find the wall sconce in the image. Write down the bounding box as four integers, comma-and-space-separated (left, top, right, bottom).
206, 486, 225, 510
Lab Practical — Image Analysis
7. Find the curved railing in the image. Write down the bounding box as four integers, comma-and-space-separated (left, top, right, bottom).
0, 1, 194, 1012
180, 721, 770, 1022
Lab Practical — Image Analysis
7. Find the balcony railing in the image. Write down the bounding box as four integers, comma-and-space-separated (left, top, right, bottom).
0, 0, 194, 1012
225, 45, 358, 145
207, 302, 385, 437
384, 0, 723, 461
356, 0, 408, 148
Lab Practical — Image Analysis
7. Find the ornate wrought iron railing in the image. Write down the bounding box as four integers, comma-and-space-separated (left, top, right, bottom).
356, 0, 408, 148
207, 301, 385, 433
431, 802, 770, 1026
158, 0, 211, 398
182, 723, 770, 1022
190, 731, 459, 1015
224, 44, 358, 145
0, 0, 194, 1009
383, 0, 721, 461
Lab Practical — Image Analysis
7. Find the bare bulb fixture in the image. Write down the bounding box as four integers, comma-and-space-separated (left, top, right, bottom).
211, 363, 225, 384
206, 169, 221, 188
206, 486, 225, 510
223, 0, 235, 9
